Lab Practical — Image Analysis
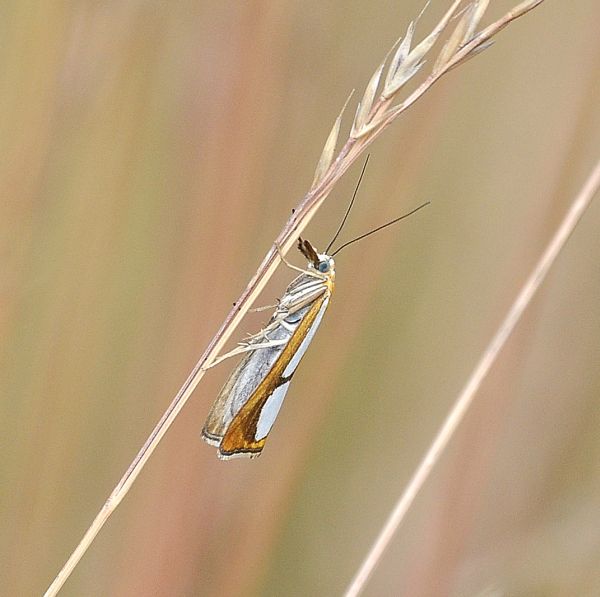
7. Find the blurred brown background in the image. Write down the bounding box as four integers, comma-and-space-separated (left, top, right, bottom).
2, 1, 600, 596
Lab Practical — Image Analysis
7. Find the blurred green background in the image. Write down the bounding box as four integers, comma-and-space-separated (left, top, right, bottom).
2, 1, 600, 596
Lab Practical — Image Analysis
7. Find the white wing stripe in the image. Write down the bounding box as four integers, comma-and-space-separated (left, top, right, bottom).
282, 297, 329, 378
256, 381, 290, 440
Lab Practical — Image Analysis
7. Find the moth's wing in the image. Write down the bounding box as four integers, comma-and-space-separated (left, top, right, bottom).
201, 351, 252, 446
203, 273, 322, 444
201, 325, 290, 446
218, 292, 330, 459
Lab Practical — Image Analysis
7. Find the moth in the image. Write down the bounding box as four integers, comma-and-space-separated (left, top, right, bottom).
202, 238, 335, 460
202, 155, 428, 460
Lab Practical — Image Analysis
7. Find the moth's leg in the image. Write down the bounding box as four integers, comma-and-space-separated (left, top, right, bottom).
249, 301, 278, 313
243, 316, 285, 342
256, 328, 273, 341
274, 243, 323, 279
205, 338, 288, 370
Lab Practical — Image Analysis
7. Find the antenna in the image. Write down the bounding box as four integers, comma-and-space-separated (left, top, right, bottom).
331, 201, 430, 257
325, 155, 370, 254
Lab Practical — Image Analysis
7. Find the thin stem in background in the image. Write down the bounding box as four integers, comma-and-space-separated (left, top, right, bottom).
43, 2, 546, 595
344, 158, 600, 597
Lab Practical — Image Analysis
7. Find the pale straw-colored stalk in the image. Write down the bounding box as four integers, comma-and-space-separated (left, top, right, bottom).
44, 2, 546, 595
344, 158, 600, 597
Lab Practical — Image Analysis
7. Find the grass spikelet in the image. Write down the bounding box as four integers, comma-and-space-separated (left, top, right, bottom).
406, 0, 463, 65
312, 91, 353, 189
463, 0, 491, 42
351, 62, 385, 138
434, 4, 475, 72
383, 21, 415, 92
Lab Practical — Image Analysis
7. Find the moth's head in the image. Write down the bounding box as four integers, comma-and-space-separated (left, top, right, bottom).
297, 238, 335, 275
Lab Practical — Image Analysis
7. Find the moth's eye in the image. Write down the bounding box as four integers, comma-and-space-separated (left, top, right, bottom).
318, 261, 329, 273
